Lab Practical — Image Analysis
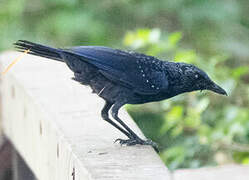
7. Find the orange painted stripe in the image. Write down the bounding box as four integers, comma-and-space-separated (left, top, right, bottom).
1, 49, 30, 75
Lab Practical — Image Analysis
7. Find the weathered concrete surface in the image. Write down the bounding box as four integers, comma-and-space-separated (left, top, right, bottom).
0, 51, 170, 180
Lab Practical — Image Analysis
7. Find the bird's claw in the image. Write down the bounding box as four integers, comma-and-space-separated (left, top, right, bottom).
114, 138, 159, 152
114, 138, 138, 146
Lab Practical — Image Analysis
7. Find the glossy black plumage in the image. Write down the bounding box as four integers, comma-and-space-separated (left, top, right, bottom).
14, 40, 227, 151
70, 46, 169, 95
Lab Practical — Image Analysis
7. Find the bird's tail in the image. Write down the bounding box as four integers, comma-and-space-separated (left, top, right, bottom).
14, 40, 64, 62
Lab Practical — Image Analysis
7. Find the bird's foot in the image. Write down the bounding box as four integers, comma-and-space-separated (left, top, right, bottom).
114, 137, 159, 152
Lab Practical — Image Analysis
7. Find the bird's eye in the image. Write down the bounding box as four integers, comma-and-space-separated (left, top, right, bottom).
195, 74, 199, 79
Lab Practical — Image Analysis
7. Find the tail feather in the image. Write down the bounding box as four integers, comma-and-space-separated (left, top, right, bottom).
14, 40, 64, 62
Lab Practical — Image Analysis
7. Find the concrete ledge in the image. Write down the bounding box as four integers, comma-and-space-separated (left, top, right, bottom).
173, 164, 249, 180
0, 51, 170, 180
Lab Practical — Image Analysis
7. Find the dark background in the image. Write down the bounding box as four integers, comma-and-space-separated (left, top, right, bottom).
0, 0, 248, 170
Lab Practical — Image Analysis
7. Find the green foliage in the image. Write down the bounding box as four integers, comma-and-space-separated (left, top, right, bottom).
1, 0, 249, 170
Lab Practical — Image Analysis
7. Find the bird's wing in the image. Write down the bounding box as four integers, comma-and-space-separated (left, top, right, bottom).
64, 46, 168, 95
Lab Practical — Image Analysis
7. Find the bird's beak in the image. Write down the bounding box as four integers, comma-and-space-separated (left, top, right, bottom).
208, 81, 227, 96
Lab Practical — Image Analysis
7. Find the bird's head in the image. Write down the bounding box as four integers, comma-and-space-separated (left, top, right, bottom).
175, 63, 227, 96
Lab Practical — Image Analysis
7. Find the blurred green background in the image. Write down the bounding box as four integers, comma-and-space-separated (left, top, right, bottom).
1, 0, 249, 170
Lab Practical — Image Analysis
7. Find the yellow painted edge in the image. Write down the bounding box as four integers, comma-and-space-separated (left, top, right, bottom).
1, 49, 30, 75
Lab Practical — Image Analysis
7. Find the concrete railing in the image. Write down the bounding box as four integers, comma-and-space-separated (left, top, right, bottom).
0, 51, 170, 180
0, 51, 248, 180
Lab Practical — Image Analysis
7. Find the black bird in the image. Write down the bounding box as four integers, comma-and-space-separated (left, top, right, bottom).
14, 40, 227, 151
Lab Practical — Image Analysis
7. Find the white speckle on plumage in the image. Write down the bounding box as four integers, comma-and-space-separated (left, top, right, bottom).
156, 87, 159, 90
146, 80, 149, 83
128, 51, 133, 54
151, 85, 155, 88
142, 74, 145, 77
141, 70, 143, 72
139, 65, 141, 69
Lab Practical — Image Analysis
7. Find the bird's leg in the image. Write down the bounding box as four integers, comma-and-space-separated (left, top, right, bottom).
101, 101, 133, 139
111, 103, 158, 151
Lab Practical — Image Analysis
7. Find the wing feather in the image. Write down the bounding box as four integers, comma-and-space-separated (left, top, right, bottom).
64, 46, 168, 95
